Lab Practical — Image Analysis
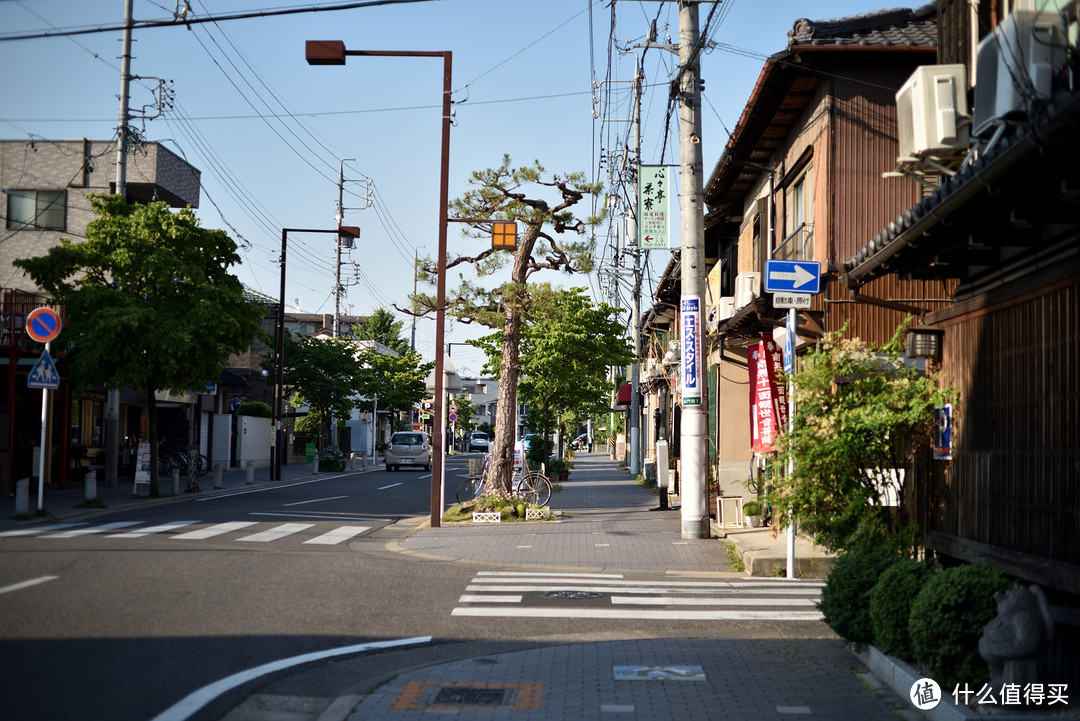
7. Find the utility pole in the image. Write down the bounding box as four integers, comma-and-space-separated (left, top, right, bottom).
676, 0, 709, 539
626, 52, 644, 479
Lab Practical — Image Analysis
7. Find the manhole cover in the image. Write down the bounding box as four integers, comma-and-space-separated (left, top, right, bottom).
433, 688, 510, 705
535, 590, 606, 600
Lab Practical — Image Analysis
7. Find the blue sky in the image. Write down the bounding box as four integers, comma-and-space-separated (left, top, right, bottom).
1, 0, 886, 376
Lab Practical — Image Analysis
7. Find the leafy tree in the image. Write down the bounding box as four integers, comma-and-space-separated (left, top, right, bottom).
14, 195, 264, 496
771, 323, 956, 554
414, 156, 603, 493
473, 285, 632, 455
351, 306, 409, 355
281, 333, 365, 447
451, 392, 478, 435
354, 345, 433, 420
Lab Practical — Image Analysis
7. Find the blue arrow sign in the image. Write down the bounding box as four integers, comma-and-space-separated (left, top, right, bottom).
764, 259, 822, 294
28, 349, 60, 390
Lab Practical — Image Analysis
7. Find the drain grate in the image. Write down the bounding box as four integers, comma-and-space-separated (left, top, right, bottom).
535, 590, 606, 599
433, 687, 510, 705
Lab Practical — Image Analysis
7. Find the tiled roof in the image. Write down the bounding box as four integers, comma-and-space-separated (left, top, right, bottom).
788, 4, 936, 48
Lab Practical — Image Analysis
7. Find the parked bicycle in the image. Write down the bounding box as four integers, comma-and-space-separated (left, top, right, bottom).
456, 453, 552, 507
157, 443, 209, 478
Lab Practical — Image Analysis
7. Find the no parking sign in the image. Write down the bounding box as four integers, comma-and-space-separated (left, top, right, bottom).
26, 307, 62, 343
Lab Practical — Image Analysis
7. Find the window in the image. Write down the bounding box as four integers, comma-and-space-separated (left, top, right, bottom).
5, 189, 66, 230
776, 166, 814, 261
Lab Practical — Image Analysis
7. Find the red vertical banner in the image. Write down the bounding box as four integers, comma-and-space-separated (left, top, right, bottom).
749, 337, 789, 453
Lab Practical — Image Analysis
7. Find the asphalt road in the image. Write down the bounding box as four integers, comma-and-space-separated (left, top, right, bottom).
0, 455, 832, 721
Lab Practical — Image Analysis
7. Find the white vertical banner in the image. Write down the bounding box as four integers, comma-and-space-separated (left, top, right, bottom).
680, 296, 702, 406
637, 165, 670, 249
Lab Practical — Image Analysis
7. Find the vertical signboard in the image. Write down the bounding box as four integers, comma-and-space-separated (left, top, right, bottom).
637, 165, 670, 249
680, 297, 702, 406
749, 337, 789, 452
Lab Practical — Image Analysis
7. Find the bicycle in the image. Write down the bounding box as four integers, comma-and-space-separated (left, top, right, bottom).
456, 453, 552, 507
158, 444, 209, 478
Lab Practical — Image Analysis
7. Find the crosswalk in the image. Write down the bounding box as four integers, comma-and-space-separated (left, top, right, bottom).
0, 520, 372, 546
452, 571, 825, 621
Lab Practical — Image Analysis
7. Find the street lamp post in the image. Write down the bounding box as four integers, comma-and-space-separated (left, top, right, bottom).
274, 226, 358, 483
306, 41, 452, 528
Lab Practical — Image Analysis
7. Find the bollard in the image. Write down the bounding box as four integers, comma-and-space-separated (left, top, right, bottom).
350, 452, 359, 470
246, 461, 255, 485
214, 463, 223, 489
15, 478, 29, 516
85, 469, 98, 502
172, 470, 180, 496
312, 456, 319, 474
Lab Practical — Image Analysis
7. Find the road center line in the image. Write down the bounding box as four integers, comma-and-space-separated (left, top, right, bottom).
378, 483, 404, 490
282, 496, 348, 507
148, 636, 432, 721
0, 576, 58, 596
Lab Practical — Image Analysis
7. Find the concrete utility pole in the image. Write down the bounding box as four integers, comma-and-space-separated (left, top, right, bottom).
677, 0, 709, 539
627, 53, 644, 480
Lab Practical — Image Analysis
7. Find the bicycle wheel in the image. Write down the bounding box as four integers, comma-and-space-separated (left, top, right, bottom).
518, 472, 552, 507
456, 477, 481, 504
196, 454, 209, 477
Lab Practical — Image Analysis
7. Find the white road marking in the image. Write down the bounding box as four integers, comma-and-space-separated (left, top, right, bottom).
283, 496, 347, 507
452, 607, 824, 621
378, 483, 403, 490
302, 525, 370, 545
237, 523, 313, 542
148, 637, 432, 721
0, 576, 58, 596
458, 594, 523, 603
173, 521, 257, 540
611, 596, 819, 606
109, 521, 199, 537
0, 523, 84, 538
44, 521, 141, 538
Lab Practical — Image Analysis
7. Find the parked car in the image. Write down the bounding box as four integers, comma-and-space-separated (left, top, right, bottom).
570, 433, 589, 451
522, 433, 542, 452
468, 431, 489, 453
385, 431, 431, 471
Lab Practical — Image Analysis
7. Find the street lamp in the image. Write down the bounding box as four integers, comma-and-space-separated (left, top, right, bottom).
306, 40, 452, 528
273, 225, 359, 482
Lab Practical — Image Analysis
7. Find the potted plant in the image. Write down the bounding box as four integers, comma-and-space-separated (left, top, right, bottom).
547, 457, 571, 481
742, 500, 763, 527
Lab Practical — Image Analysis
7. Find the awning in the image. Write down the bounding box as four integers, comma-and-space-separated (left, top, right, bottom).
617, 383, 632, 405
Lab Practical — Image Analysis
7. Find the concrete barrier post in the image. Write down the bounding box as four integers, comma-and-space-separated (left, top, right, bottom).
85, 469, 98, 501
246, 461, 255, 485
172, 471, 180, 496
214, 464, 223, 489
15, 478, 29, 516
312, 456, 319, 474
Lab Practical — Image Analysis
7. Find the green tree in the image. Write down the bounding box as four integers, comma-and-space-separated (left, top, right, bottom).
473, 285, 632, 454
281, 332, 365, 447
14, 195, 264, 497
415, 156, 603, 493
354, 346, 433, 420
771, 323, 956, 554
351, 306, 409, 355
451, 392, 478, 437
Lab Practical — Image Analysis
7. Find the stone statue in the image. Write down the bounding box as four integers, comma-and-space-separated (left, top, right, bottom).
978, 584, 1055, 688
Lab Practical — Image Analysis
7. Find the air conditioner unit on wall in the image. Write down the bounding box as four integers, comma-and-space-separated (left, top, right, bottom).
973, 10, 1069, 138
896, 64, 970, 159
734, 273, 760, 309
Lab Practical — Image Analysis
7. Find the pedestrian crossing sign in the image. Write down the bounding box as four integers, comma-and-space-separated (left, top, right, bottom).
27, 349, 60, 390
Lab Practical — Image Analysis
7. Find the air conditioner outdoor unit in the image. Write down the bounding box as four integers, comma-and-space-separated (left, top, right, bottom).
734, 273, 760, 309
896, 64, 969, 159
719, 296, 735, 320
973, 11, 1068, 138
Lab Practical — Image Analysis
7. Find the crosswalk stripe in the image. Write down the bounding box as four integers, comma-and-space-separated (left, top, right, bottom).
611, 596, 819, 606
173, 521, 258, 540
109, 521, 199, 538
459, 594, 523, 604
0, 523, 84, 538
44, 521, 141, 538
452, 607, 824, 621
302, 525, 370, 545
464, 584, 820, 595
237, 523, 313, 542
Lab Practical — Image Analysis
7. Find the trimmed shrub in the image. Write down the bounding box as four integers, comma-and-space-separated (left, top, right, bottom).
235, 401, 272, 418
869, 558, 932, 660
909, 564, 1014, 691
818, 546, 900, 645
317, 446, 346, 472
